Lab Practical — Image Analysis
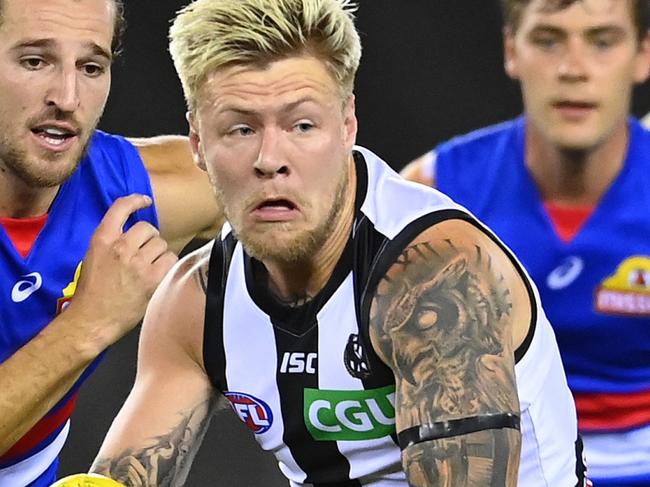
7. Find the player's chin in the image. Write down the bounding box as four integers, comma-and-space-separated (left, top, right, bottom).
244, 228, 317, 263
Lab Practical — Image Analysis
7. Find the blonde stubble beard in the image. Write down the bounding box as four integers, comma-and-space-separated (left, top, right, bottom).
215, 160, 351, 264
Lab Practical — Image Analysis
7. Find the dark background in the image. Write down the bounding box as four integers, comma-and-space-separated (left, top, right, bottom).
59, 1, 650, 485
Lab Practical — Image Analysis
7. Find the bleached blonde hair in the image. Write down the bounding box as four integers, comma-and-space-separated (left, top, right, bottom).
169, 0, 361, 110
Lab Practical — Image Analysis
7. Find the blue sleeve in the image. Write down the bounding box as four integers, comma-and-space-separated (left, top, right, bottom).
88, 131, 160, 231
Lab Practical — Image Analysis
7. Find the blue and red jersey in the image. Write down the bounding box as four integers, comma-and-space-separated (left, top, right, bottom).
433, 116, 650, 485
0, 131, 158, 486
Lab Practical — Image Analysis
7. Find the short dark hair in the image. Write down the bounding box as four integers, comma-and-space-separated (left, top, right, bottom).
500, 0, 650, 42
0, 0, 126, 57
112, 0, 126, 57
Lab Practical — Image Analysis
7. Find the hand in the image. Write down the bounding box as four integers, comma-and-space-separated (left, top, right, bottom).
65, 194, 178, 350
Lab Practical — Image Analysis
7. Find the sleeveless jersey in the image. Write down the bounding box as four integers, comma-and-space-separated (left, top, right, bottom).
433, 116, 650, 484
0, 131, 158, 487
203, 147, 582, 486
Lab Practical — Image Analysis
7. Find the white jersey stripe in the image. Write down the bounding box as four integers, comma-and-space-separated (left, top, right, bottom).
583, 423, 650, 479
0, 420, 69, 487
222, 246, 308, 482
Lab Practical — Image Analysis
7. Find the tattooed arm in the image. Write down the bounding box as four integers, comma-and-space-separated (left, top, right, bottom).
370, 219, 531, 486
91, 244, 220, 487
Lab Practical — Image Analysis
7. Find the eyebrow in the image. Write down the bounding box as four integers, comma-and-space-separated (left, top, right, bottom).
529, 23, 627, 37
10, 38, 112, 62
217, 96, 321, 116
584, 25, 627, 37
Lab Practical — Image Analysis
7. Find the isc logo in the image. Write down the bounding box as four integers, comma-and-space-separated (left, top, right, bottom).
224, 392, 273, 434
280, 352, 317, 374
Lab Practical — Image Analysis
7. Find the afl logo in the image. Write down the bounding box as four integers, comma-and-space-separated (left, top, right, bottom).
224, 392, 273, 434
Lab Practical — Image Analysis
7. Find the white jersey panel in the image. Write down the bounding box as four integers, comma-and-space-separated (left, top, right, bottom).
222, 245, 308, 483
315, 273, 363, 391
315, 273, 404, 483
354, 146, 464, 240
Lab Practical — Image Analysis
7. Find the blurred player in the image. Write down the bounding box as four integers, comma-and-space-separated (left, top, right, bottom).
403, 0, 650, 485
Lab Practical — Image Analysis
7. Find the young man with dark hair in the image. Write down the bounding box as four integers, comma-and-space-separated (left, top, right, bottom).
403, 1, 650, 485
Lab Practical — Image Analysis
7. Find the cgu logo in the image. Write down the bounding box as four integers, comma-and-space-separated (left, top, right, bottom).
224, 392, 274, 434
280, 352, 317, 374
304, 385, 396, 441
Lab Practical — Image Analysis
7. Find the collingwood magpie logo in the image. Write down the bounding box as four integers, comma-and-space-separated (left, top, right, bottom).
344, 333, 370, 379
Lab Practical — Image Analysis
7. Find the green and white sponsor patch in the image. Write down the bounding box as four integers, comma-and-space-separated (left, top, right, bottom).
304, 385, 396, 441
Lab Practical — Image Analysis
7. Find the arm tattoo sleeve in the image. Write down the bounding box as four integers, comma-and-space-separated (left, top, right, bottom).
370, 238, 521, 486
92, 398, 218, 487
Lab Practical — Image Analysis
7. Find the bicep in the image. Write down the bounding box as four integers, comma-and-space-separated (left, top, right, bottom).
369, 219, 522, 485
134, 136, 223, 253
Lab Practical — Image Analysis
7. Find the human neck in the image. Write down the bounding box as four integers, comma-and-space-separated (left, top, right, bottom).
264, 159, 357, 303
525, 120, 628, 207
0, 168, 58, 218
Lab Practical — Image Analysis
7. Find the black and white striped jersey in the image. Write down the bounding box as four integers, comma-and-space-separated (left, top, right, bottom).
203, 147, 582, 486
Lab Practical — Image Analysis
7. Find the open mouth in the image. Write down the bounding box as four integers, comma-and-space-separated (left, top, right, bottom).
256, 198, 297, 211
31, 126, 78, 147
252, 197, 300, 222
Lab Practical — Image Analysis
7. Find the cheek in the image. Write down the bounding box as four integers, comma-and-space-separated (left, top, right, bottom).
86, 80, 111, 112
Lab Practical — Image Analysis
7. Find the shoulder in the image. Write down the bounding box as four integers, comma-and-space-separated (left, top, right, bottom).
84, 130, 140, 164
435, 118, 521, 158
369, 217, 531, 353
129, 135, 194, 175
144, 240, 214, 366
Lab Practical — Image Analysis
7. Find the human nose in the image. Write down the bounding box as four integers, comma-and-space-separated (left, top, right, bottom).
557, 39, 588, 82
253, 128, 290, 178
45, 66, 80, 112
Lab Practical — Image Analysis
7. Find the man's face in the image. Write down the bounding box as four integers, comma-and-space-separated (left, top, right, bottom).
504, 0, 650, 151
190, 56, 358, 263
0, 0, 113, 188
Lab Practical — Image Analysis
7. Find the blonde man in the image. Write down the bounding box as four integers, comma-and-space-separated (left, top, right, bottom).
61, 0, 581, 485
0, 0, 221, 485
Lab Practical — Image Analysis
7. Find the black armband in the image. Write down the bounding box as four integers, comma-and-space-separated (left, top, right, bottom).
397, 412, 520, 450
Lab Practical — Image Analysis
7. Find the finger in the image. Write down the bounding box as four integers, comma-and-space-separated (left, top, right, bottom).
135, 235, 171, 265
96, 194, 153, 239
120, 221, 161, 252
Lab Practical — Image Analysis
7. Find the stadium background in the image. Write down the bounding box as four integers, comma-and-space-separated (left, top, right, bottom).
59, 1, 650, 484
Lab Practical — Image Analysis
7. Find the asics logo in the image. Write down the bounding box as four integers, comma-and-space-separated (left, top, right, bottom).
547, 257, 584, 290
11, 272, 43, 303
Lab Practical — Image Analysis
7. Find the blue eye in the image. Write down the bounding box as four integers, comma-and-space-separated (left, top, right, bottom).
295, 122, 314, 132
230, 126, 254, 136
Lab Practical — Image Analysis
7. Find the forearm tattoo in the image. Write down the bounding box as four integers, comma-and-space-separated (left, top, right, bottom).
370, 238, 521, 486
92, 399, 217, 487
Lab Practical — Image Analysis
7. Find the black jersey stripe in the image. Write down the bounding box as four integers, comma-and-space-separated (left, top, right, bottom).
271, 321, 361, 486
574, 434, 589, 487
203, 233, 237, 392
